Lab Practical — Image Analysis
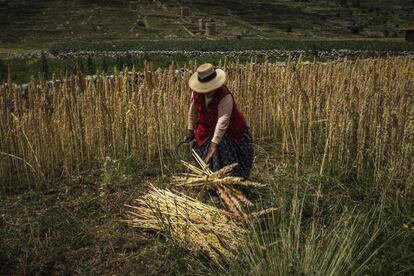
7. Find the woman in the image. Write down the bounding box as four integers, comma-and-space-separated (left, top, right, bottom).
185, 63, 254, 178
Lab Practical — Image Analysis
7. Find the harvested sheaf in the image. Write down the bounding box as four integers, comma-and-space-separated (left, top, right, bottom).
172, 150, 266, 217
124, 184, 246, 263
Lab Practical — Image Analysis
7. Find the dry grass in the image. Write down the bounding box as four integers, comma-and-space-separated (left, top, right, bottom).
1, 57, 414, 190
1, 55, 413, 274
124, 183, 246, 263
172, 149, 266, 217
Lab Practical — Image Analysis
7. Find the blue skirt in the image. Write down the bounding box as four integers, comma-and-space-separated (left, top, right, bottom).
192, 127, 254, 178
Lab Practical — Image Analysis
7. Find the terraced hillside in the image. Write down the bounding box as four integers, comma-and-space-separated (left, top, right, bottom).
0, 0, 413, 44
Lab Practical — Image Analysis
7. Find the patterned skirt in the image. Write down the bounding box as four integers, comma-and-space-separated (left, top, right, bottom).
192, 127, 254, 178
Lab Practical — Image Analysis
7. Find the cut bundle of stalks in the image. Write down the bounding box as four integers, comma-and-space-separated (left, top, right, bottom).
124, 184, 246, 263
172, 150, 266, 217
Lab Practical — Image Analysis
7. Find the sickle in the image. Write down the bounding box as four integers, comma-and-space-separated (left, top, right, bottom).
175, 140, 191, 160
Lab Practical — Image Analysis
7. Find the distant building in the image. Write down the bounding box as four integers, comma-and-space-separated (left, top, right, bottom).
205, 22, 216, 35
403, 26, 414, 42
128, 1, 138, 11
180, 7, 190, 17
198, 19, 205, 32
198, 18, 216, 35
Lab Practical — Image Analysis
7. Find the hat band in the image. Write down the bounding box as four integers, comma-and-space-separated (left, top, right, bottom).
198, 69, 217, 83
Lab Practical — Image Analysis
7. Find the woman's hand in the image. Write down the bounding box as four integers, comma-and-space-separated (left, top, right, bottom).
204, 142, 218, 164
185, 129, 195, 142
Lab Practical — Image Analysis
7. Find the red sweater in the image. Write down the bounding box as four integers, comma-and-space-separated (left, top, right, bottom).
192, 85, 246, 146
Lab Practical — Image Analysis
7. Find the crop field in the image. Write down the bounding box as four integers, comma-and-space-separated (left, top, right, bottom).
1, 56, 414, 274
2, 39, 414, 83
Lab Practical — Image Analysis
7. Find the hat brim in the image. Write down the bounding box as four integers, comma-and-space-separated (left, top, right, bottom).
188, 69, 226, 93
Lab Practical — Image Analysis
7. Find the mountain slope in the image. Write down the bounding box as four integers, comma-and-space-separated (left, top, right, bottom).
0, 0, 413, 43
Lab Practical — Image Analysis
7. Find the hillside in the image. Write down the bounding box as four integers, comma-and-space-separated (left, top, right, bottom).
1, 0, 413, 45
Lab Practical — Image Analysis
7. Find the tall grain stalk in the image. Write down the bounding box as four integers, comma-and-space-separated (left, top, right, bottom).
1, 57, 413, 189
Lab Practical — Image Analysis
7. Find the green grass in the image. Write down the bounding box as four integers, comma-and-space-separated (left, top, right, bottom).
0, 42, 49, 52
2, 38, 414, 83
2, 55, 272, 83
1, 142, 413, 275
0, 161, 163, 274
47, 39, 414, 53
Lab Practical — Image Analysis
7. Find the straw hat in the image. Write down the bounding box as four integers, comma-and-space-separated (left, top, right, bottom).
189, 63, 226, 93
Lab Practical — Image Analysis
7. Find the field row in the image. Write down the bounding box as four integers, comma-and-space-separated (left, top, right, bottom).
47, 39, 414, 53
1, 56, 413, 189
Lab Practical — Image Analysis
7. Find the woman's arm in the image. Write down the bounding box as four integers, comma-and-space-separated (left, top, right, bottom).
188, 93, 198, 131
211, 94, 233, 144
204, 94, 233, 163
